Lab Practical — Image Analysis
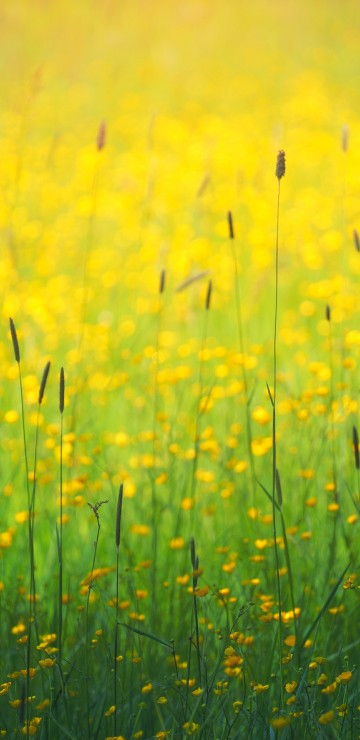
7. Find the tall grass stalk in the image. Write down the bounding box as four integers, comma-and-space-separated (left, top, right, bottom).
58, 368, 65, 671
71, 122, 106, 448
190, 280, 212, 503
326, 305, 340, 580
79, 121, 106, 349
275, 468, 298, 649
272, 150, 285, 706
326, 305, 338, 494
228, 210, 256, 500
352, 425, 360, 506
9, 319, 39, 729
85, 499, 108, 740
31, 359, 51, 621
114, 483, 124, 736
150, 270, 165, 627
190, 537, 202, 686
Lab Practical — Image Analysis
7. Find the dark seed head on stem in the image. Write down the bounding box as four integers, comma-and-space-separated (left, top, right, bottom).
9, 318, 20, 363
275, 150, 286, 180
59, 367, 65, 414
352, 426, 359, 470
190, 537, 196, 569
97, 120, 106, 151
326, 305, 331, 322
159, 269, 166, 294
227, 211, 234, 240
116, 484, 124, 549
206, 280, 212, 310
39, 361, 51, 406
353, 229, 360, 252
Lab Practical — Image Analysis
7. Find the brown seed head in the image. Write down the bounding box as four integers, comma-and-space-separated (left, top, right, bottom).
275, 150, 286, 180
352, 427, 359, 470
227, 211, 234, 240
190, 537, 196, 569
353, 229, 360, 252
9, 318, 20, 363
97, 120, 106, 151
206, 280, 212, 310
116, 484, 124, 549
59, 367, 65, 414
159, 269, 166, 294
39, 361, 51, 406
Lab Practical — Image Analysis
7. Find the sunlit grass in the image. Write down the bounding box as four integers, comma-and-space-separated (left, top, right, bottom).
0, 0, 359, 737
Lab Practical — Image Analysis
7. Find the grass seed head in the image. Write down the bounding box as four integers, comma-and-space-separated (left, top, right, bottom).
59, 367, 65, 414
116, 484, 124, 549
9, 318, 20, 363
39, 361, 51, 406
190, 537, 196, 569
352, 426, 359, 470
353, 229, 360, 252
275, 150, 286, 180
159, 269, 166, 294
206, 280, 212, 310
96, 120, 106, 151
227, 211, 234, 239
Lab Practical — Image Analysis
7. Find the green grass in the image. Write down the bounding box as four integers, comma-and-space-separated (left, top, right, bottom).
0, 1, 360, 737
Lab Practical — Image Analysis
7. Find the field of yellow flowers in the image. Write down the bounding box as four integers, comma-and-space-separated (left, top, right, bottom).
0, 1, 359, 737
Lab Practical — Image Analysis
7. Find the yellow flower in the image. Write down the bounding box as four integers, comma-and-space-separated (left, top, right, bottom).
21, 718, 42, 736
130, 524, 150, 536
182, 722, 200, 735
270, 716, 291, 730
336, 671, 352, 684
169, 537, 185, 550
4, 410, 19, 424
104, 705, 116, 717
319, 710, 334, 725
321, 681, 337, 694
284, 635, 296, 647
39, 658, 55, 668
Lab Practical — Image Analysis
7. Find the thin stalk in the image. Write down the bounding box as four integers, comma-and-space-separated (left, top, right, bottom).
114, 484, 124, 737
276, 469, 299, 650
85, 500, 108, 740
190, 280, 212, 503
78, 121, 106, 353
58, 368, 65, 671
326, 306, 339, 582
71, 122, 107, 455
272, 151, 285, 707
326, 306, 338, 494
228, 211, 256, 500
190, 538, 202, 686
9, 319, 32, 730
352, 426, 360, 507
150, 270, 166, 628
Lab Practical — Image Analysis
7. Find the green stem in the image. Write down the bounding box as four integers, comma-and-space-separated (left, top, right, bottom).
272, 179, 283, 707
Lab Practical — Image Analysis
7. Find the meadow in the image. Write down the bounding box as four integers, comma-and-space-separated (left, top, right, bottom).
0, 0, 359, 737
